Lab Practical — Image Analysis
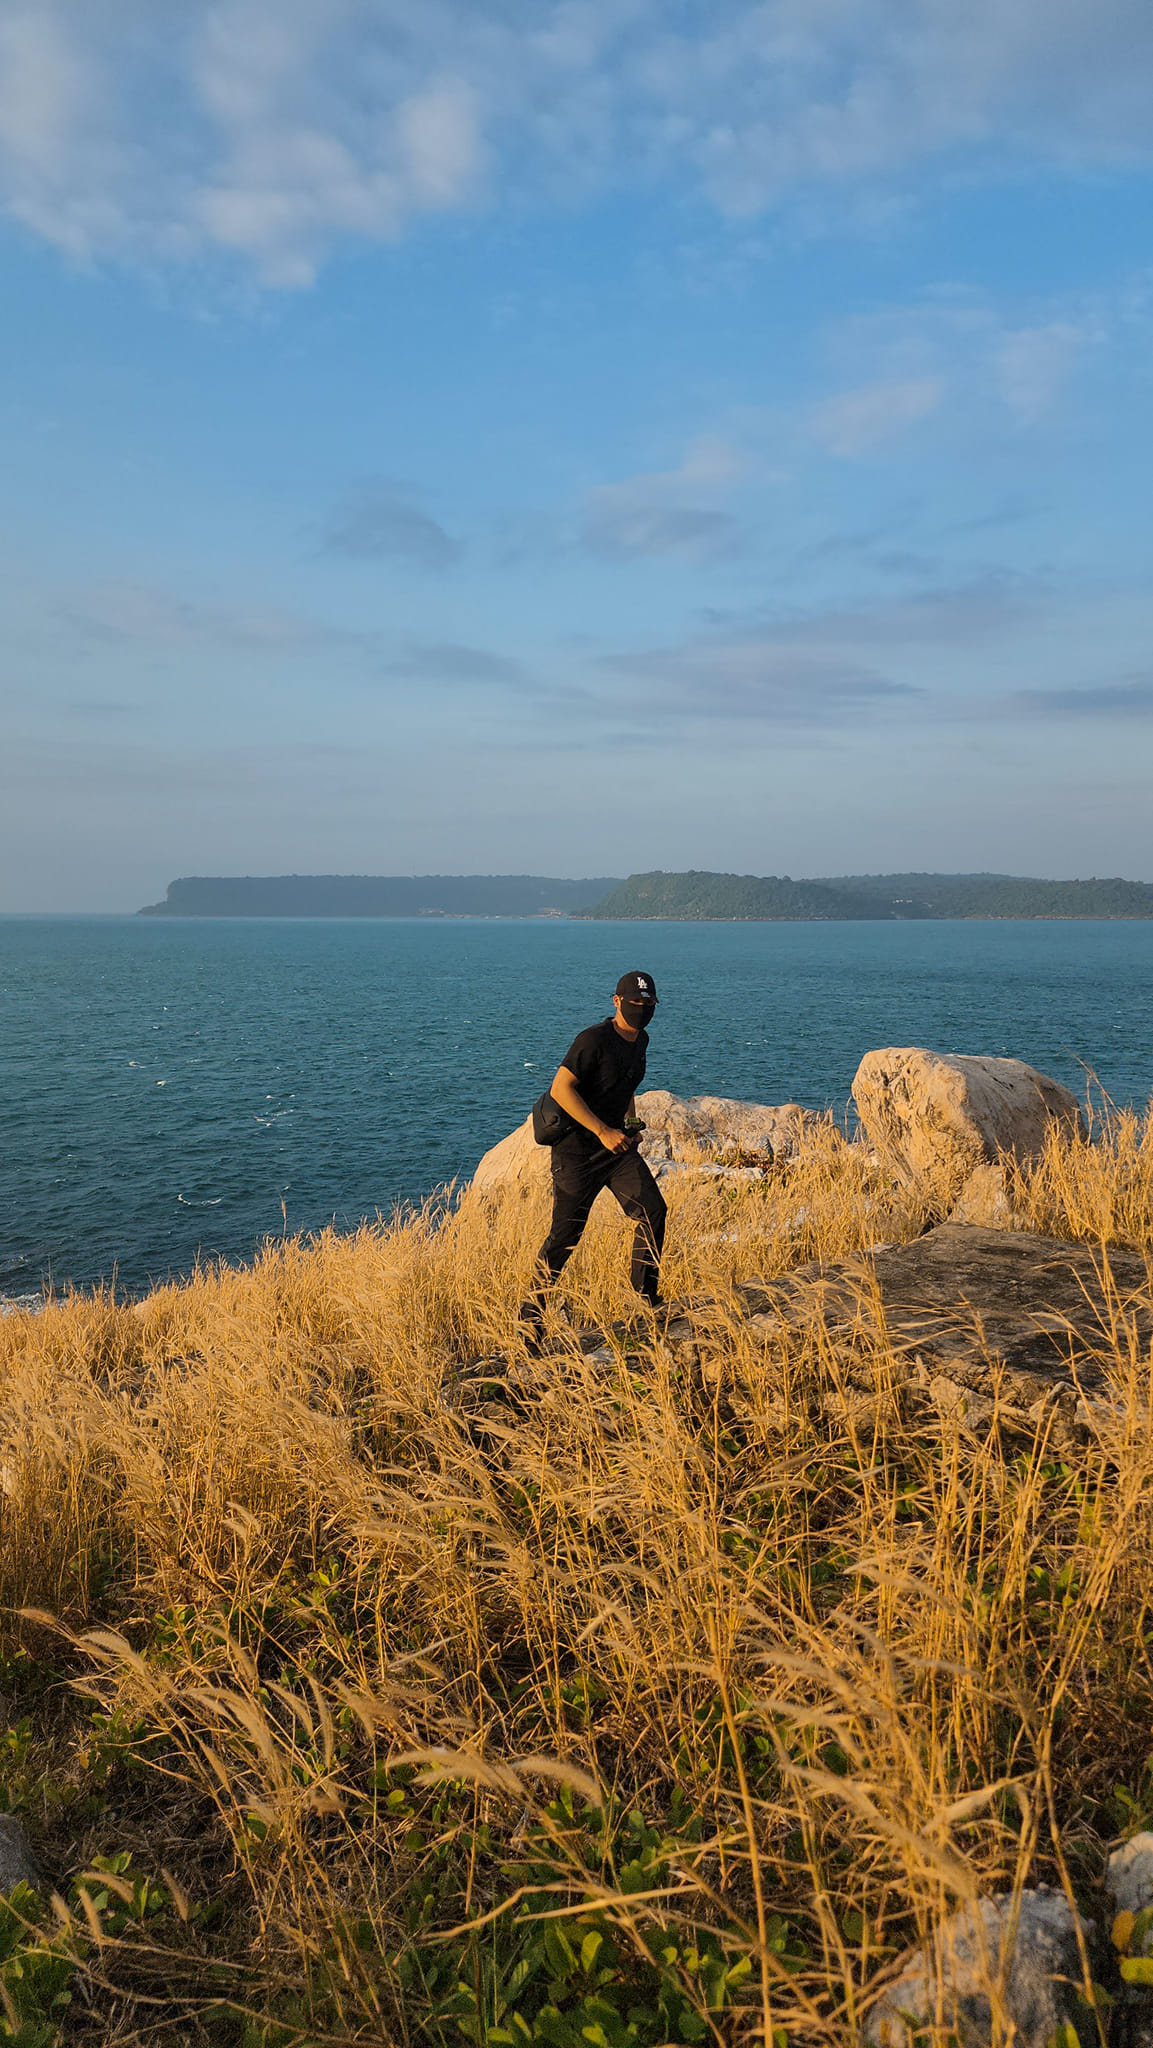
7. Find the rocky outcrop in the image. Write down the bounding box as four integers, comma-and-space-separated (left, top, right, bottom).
861, 1841, 1153, 2048
863, 1888, 1096, 2048
743, 1223, 1153, 1441
529, 1222, 1152, 1452
853, 1048, 1081, 1199
0, 1815, 41, 1896
947, 1160, 1022, 1228
635, 1091, 815, 1165
469, 1091, 818, 1199
1107, 1835, 1153, 2048
472, 1049, 1083, 1211
1109, 1834, 1153, 1920
470, 1115, 545, 1199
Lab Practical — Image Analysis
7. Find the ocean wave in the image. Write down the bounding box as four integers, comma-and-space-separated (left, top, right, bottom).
1, 1292, 45, 1316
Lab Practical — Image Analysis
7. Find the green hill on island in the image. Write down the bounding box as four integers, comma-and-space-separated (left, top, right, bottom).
585, 870, 1153, 919
140, 874, 623, 917
821, 871, 1153, 917
139, 869, 1153, 920
581, 870, 877, 919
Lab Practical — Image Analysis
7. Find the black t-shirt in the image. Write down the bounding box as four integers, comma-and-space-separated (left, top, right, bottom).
557, 1016, 648, 1145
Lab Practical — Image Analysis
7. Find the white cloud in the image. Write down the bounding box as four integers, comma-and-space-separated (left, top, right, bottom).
0, 8, 88, 178
807, 290, 1115, 445
398, 84, 481, 206
596, 571, 1061, 724
49, 578, 538, 697
602, 631, 918, 724
380, 641, 538, 690
0, 1, 486, 283
812, 375, 943, 456
55, 580, 357, 654
321, 481, 462, 568
2, 1, 1153, 284
0, 6, 125, 256
581, 435, 747, 560
783, 573, 1052, 649
1013, 673, 1153, 717
993, 320, 1089, 423
185, 6, 485, 283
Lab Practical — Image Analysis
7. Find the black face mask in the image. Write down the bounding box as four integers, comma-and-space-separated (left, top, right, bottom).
621, 999, 656, 1029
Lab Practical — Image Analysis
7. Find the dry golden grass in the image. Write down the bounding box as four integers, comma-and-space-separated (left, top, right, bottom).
2, 1113, 1153, 2046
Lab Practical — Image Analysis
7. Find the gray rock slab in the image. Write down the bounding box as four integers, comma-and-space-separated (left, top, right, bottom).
864, 1888, 1095, 2047
746, 1224, 1152, 1434
0, 1815, 42, 1895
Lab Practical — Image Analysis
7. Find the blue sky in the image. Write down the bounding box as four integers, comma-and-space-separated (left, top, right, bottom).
2, 0, 1153, 909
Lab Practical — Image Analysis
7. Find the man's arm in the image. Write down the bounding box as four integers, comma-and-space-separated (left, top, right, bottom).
550, 1066, 628, 1153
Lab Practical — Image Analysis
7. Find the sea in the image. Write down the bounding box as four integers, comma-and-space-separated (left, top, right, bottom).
4, 914, 1153, 1300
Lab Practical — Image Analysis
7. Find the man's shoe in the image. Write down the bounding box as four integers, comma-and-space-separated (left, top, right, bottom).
638, 1295, 682, 1336
517, 1302, 546, 1358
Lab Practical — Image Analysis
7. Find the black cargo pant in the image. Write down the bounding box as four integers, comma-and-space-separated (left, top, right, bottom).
534, 1139, 667, 1302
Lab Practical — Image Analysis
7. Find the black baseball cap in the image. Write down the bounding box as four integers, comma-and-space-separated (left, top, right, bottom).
616, 970, 658, 1003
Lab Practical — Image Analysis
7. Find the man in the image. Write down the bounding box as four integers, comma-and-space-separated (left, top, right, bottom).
519, 970, 667, 1350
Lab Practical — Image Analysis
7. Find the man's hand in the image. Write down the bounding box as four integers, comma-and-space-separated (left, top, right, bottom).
551, 1066, 638, 1154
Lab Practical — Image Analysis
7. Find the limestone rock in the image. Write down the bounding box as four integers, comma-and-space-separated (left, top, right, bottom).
1107, 1835, 1153, 2048
649, 1160, 768, 1185
1108, 1834, 1153, 1920
635, 1091, 816, 1165
469, 1092, 818, 1199
948, 1161, 1023, 1229
853, 1047, 1081, 1197
0, 1815, 41, 1896
470, 1116, 549, 1199
864, 1888, 1094, 2047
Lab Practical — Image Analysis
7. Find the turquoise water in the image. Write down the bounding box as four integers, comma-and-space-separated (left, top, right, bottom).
3, 914, 1153, 1296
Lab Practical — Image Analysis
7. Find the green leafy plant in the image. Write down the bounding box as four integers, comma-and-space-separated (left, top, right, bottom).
0, 1886, 78, 2047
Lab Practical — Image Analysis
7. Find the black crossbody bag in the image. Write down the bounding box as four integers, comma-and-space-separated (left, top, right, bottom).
531, 1090, 576, 1146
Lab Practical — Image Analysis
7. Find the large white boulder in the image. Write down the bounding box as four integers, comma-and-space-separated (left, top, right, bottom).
468, 1090, 818, 1199
852, 1048, 1081, 1193
470, 1116, 548, 1198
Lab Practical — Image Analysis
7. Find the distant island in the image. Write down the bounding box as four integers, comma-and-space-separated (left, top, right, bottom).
138, 869, 1153, 920
139, 874, 624, 918
585, 870, 1153, 919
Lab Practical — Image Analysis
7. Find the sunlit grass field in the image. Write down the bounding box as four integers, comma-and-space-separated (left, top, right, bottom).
3, 1110, 1153, 2045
